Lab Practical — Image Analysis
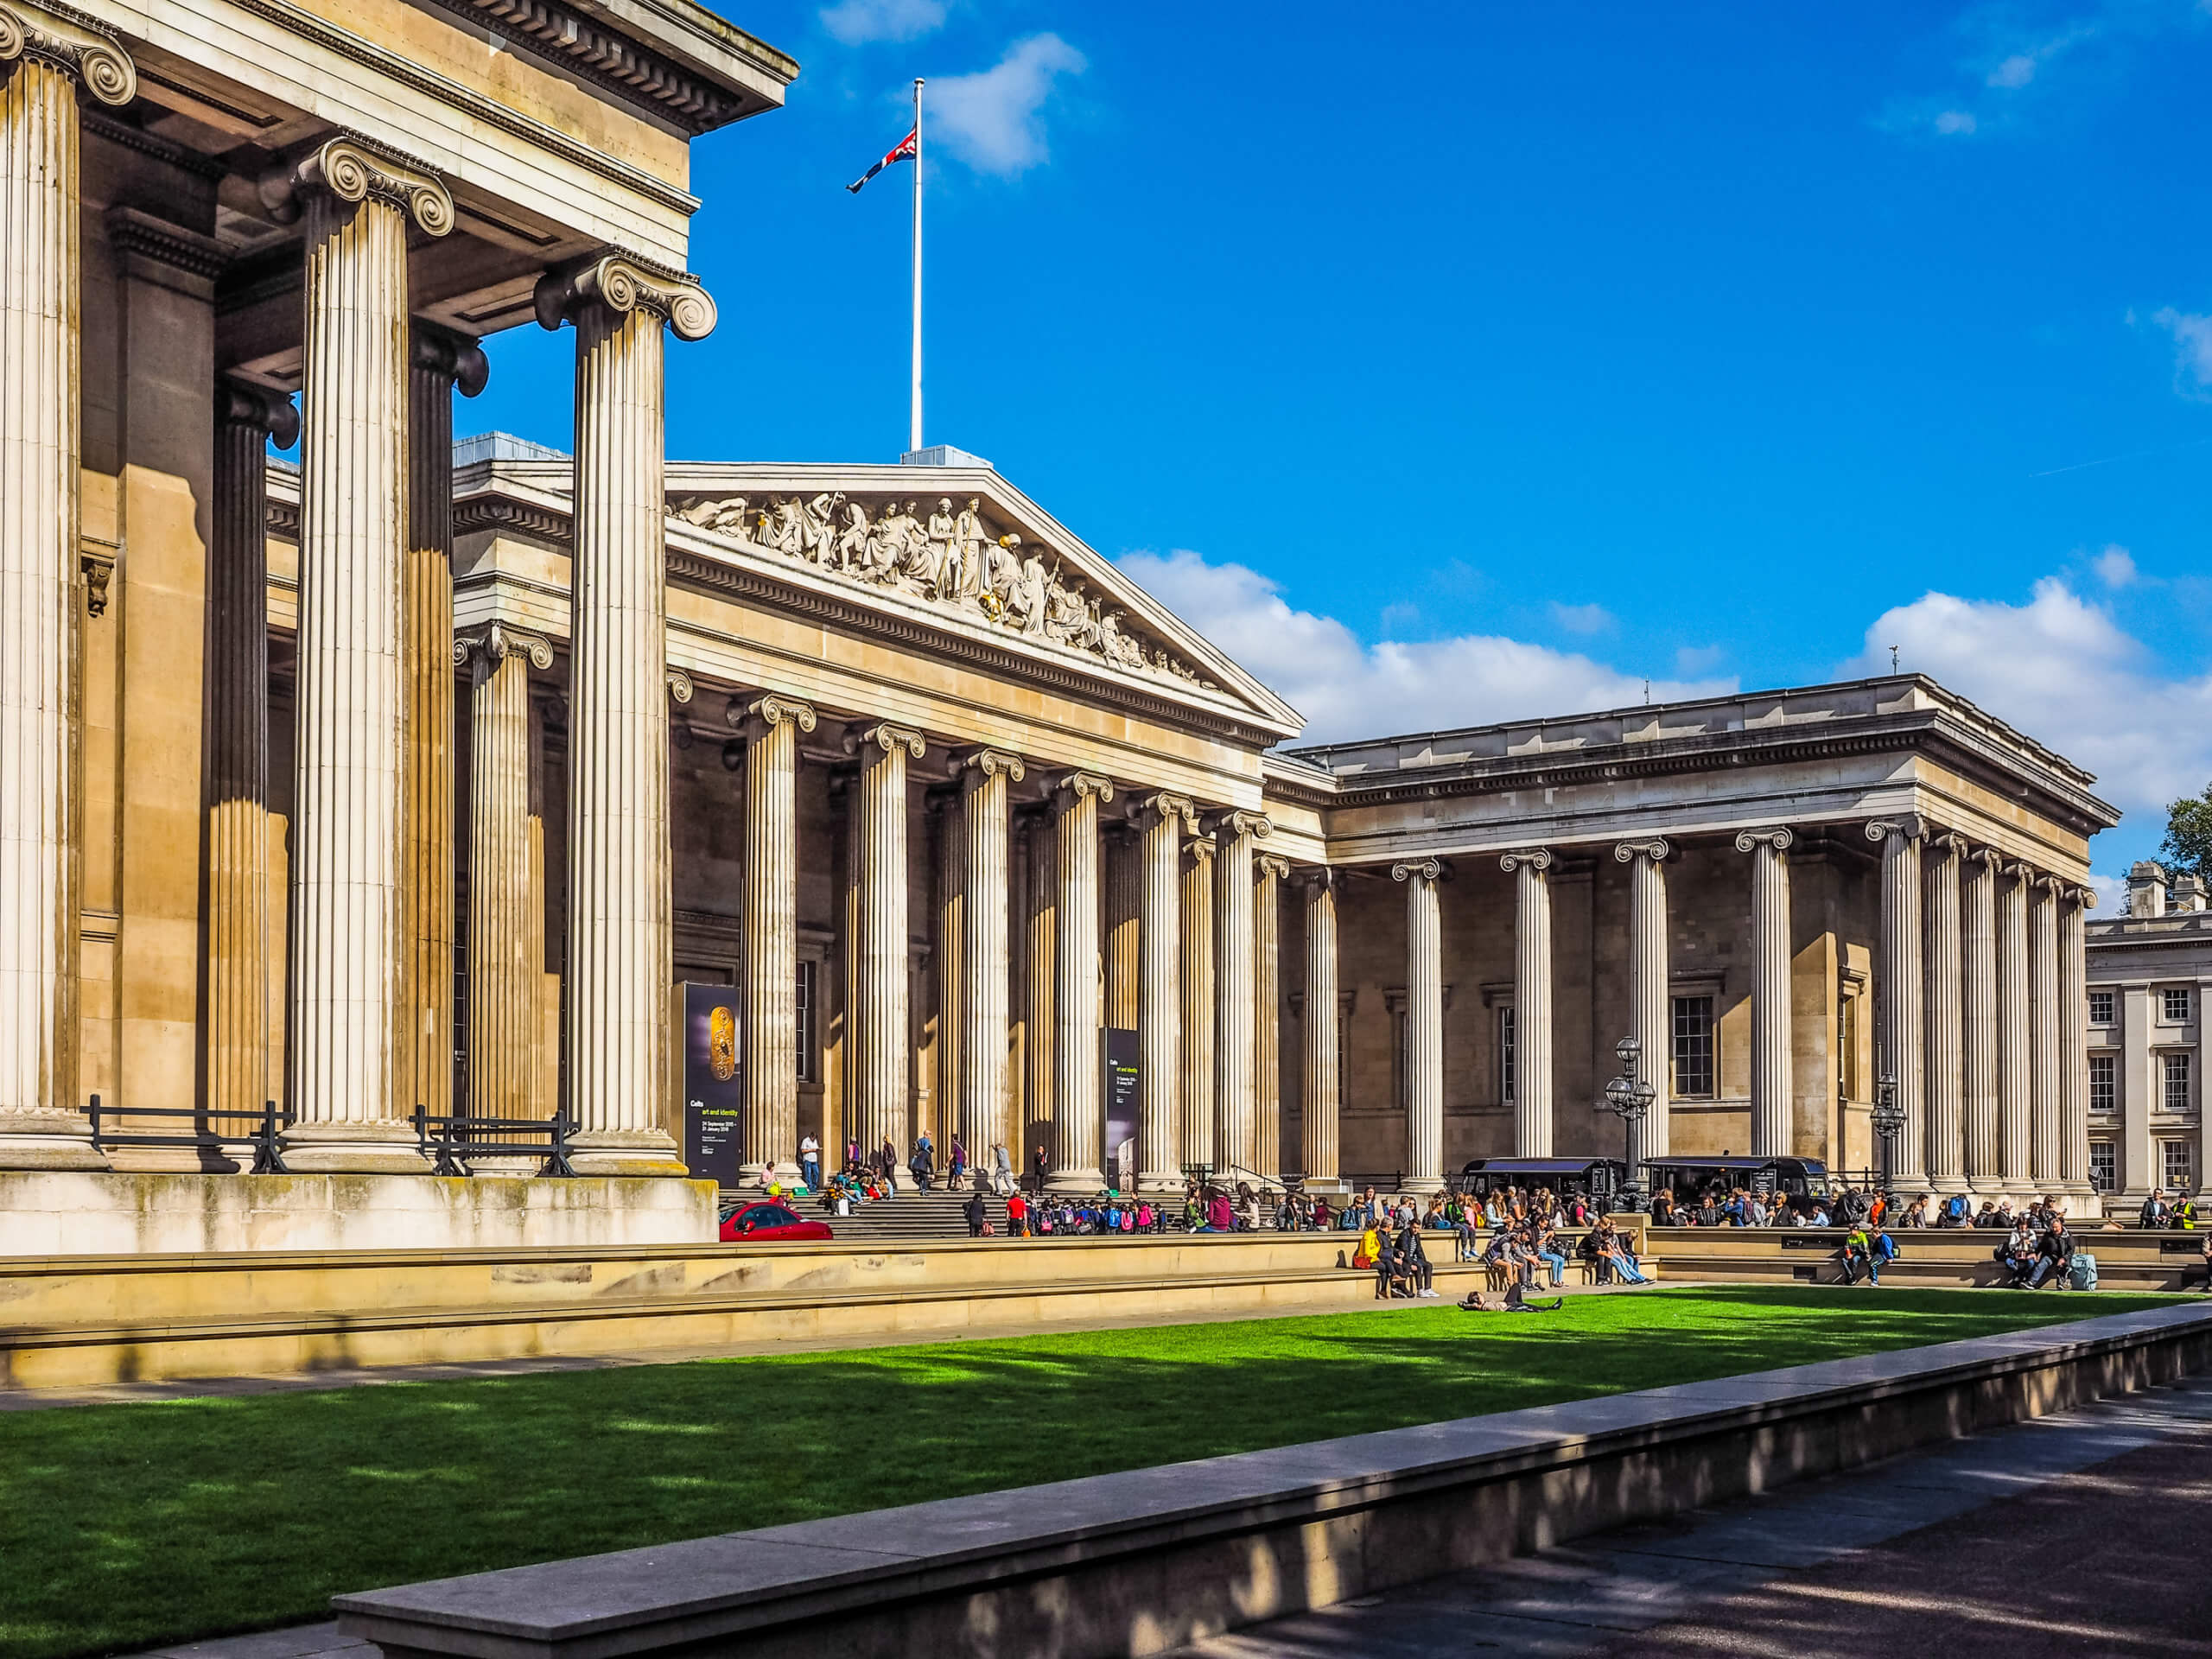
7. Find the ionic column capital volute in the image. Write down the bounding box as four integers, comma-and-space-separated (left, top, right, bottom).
217, 379, 300, 448
1392, 857, 1444, 885
1255, 853, 1292, 882
260, 135, 454, 237
1965, 844, 2003, 873
1133, 791, 1195, 833
664, 667, 695, 706
959, 747, 1026, 785
843, 721, 925, 760
1864, 816, 1924, 847
728, 693, 817, 741
1054, 770, 1114, 807
453, 622, 553, 676
1205, 809, 1270, 843
1735, 826, 1794, 855
1498, 847, 1551, 874
1185, 830, 1217, 864
1297, 865, 1338, 893
1613, 837, 1670, 865
0, 2, 136, 105
1926, 829, 1969, 859
535, 251, 716, 341
410, 322, 490, 398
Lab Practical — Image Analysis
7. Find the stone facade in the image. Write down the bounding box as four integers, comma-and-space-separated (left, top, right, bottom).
2082, 861, 2210, 1201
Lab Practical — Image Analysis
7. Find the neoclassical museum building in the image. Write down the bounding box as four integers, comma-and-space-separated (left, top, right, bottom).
0, 0, 2121, 1249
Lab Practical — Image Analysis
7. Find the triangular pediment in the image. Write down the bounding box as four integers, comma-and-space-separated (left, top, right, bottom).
658, 461, 1303, 740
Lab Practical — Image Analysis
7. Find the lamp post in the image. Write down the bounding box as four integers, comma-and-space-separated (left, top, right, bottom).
1604, 1035, 1656, 1213
1871, 1071, 1903, 1200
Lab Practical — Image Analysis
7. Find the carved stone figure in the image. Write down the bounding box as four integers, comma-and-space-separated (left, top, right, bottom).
952, 498, 987, 600
834, 499, 870, 569
801, 492, 838, 564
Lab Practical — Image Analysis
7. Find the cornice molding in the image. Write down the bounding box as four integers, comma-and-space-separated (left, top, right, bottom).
432, 0, 765, 134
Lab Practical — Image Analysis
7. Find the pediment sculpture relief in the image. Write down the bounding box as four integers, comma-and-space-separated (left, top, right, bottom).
671, 491, 1217, 689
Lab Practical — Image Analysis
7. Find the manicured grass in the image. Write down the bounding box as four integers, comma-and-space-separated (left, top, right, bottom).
0, 1286, 2177, 1659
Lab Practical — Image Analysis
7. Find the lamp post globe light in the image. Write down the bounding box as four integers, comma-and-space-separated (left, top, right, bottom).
1870, 1071, 1904, 1200
1603, 1035, 1656, 1213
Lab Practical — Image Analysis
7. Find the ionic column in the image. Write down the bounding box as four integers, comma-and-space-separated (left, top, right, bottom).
1615, 839, 1671, 1164
1867, 819, 1925, 1183
399, 326, 486, 1128
737, 696, 816, 1181
1998, 862, 2032, 1188
0, 0, 132, 1167
932, 791, 963, 1155
845, 722, 924, 1165
1502, 849, 1554, 1157
1212, 811, 1268, 1175
460, 625, 554, 1119
1962, 849, 1999, 1185
2028, 874, 2062, 1187
1051, 772, 1112, 1191
1179, 832, 1216, 1170
1736, 828, 1795, 1158
1300, 870, 1340, 1189
284, 139, 454, 1171
1393, 859, 1445, 1190
2058, 886, 2092, 1197
958, 749, 1023, 1175
1135, 792, 1193, 1190
1923, 833, 1967, 1192
1255, 853, 1288, 1179
203, 386, 296, 1126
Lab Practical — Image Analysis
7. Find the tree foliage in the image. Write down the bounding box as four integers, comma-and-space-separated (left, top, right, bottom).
2161, 785, 2212, 878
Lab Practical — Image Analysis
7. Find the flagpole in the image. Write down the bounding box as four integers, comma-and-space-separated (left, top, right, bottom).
910, 77, 924, 455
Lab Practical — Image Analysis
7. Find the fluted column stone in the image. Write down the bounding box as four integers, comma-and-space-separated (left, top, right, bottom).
1737, 828, 1795, 1158
738, 696, 815, 1179
1299, 870, 1340, 1190
1616, 839, 1671, 1165
1394, 859, 1445, 1190
0, 0, 132, 1166
1212, 811, 1267, 1176
1051, 772, 1112, 1191
1962, 849, 2000, 1185
1135, 792, 1192, 1190
202, 386, 296, 1127
1023, 809, 1057, 1171
1997, 863, 2032, 1189
1255, 853, 1287, 1179
2059, 887, 2092, 1197
1923, 833, 1967, 1191
284, 139, 452, 1171
536, 255, 712, 1174
1868, 819, 1926, 1183
932, 791, 963, 1154
1179, 832, 1216, 1170
1502, 849, 1553, 1157
1103, 827, 1140, 1033
958, 749, 1022, 1178
2028, 874, 2063, 1188
846, 721, 923, 1166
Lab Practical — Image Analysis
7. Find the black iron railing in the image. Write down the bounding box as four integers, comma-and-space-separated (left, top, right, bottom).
409, 1106, 577, 1177
86, 1095, 291, 1173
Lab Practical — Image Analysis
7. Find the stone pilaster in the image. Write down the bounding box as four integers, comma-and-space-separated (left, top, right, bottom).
397, 325, 486, 1128
1299, 870, 1340, 1190
1135, 792, 1192, 1190
202, 385, 296, 1127
1923, 833, 1967, 1192
1997, 862, 2032, 1189
1211, 810, 1267, 1176
1393, 859, 1445, 1190
283, 138, 453, 1172
1023, 808, 1056, 1170
1615, 839, 1671, 1164
844, 721, 923, 1166
739, 696, 815, 1180
459, 625, 553, 1120
1962, 849, 2000, 1185
958, 749, 1022, 1178
1501, 849, 1553, 1157
1255, 853, 1287, 1180
1179, 831, 1216, 1170
2028, 874, 2062, 1188
0, 9, 132, 1166
2058, 886, 2092, 1197
1867, 819, 1925, 1183
1736, 828, 1795, 1158
1051, 772, 1112, 1191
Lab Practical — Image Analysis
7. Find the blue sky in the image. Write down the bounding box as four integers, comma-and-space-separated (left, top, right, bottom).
463, 0, 2212, 889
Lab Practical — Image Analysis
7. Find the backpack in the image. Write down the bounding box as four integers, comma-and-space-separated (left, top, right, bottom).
2069, 1252, 2098, 1291
1945, 1195, 1970, 1224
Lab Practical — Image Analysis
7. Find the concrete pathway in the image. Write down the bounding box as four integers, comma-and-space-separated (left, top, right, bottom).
1173, 1373, 2212, 1656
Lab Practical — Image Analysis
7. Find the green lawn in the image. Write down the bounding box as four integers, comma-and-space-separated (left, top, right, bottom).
0, 1286, 2176, 1659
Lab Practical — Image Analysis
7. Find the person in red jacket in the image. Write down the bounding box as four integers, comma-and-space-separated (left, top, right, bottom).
1006, 1190, 1029, 1239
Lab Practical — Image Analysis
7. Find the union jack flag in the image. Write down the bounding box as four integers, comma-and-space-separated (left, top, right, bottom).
848, 128, 918, 194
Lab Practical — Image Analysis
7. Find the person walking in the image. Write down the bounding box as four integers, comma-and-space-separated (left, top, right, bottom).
947, 1135, 967, 1187
963, 1188, 987, 1238
1006, 1189, 1029, 1238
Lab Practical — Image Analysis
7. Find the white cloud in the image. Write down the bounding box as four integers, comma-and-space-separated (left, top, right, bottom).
928, 35, 1085, 177
820, 0, 944, 45
1934, 108, 1979, 134
2095, 543, 2138, 587
1987, 52, 2041, 87
1848, 577, 2212, 822
1117, 550, 1734, 745
2152, 306, 2212, 395
1549, 601, 1615, 636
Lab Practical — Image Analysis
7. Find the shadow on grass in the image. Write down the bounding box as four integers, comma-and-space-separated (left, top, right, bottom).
0, 1286, 2173, 1659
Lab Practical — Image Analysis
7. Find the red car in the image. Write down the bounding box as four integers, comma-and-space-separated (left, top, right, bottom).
720, 1200, 836, 1243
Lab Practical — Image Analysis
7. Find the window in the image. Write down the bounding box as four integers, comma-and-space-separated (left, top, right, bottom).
2088, 1053, 2116, 1116
795, 959, 818, 1084
1671, 995, 1715, 1098
1499, 1005, 1517, 1104
2088, 989, 2115, 1027
2161, 1140, 2196, 1192
2163, 988, 2192, 1024
2162, 1052, 2192, 1116
2088, 1141, 2116, 1193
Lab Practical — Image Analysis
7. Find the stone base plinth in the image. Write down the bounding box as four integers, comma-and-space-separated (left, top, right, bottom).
0, 1171, 716, 1256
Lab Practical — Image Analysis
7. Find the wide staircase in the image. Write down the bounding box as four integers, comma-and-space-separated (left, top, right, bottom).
807, 1187, 1011, 1243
